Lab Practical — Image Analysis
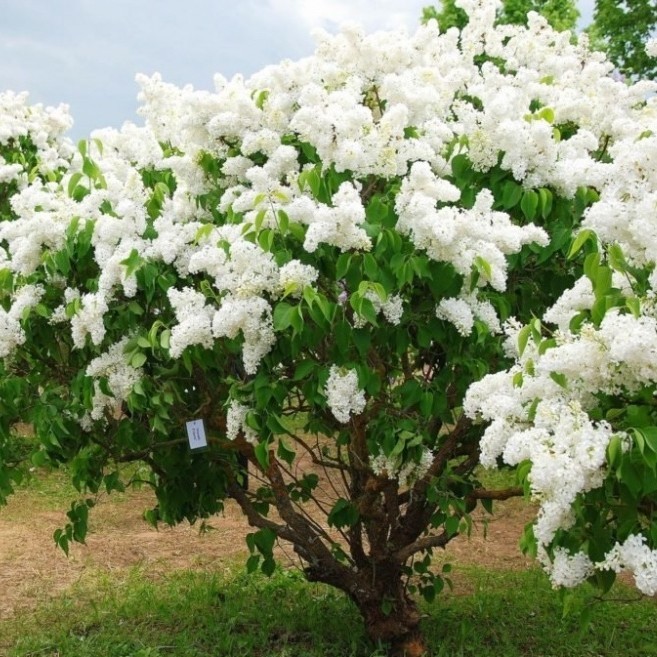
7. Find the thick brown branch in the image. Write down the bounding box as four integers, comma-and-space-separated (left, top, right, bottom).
393, 530, 451, 562
464, 486, 524, 513
391, 415, 473, 549
227, 481, 298, 544
267, 455, 341, 568
469, 486, 523, 501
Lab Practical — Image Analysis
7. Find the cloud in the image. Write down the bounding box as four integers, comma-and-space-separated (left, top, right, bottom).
0, 0, 606, 138
262, 0, 427, 32
1, 36, 80, 69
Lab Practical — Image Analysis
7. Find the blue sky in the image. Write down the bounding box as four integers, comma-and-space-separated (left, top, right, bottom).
1, 0, 595, 138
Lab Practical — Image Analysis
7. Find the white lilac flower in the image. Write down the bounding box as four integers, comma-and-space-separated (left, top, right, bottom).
167, 287, 215, 357
226, 400, 259, 444
325, 365, 366, 423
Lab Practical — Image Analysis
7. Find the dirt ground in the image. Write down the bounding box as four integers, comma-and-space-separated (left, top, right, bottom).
0, 476, 537, 622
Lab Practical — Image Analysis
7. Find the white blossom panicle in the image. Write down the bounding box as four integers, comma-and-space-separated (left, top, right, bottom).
212, 296, 275, 374
0, 285, 44, 357
226, 400, 258, 444
646, 39, 657, 59
542, 548, 594, 589
70, 292, 109, 348
543, 276, 595, 331
436, 297, 475, 336
353, 290, 404, 328
370, 447, 433, 488
396, 175, 548, 293
189, 237, 278, 297
278, 260, 319, 297
325, 365, 366, 423
600, 535, 657, 596
167, 287, 215, 358
381, 294, 404, 325
86, 338, 143, 420
301, 182, 372, 253
0, 90, 74, 178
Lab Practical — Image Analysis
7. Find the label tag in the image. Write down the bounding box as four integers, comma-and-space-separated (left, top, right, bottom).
186, 419, 208, 451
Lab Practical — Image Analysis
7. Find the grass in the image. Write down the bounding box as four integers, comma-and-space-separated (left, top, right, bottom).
2, 565, 657, 657
2, 463, 657, 656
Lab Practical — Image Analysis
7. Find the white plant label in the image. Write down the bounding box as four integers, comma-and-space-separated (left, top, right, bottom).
186, 419, 208, 450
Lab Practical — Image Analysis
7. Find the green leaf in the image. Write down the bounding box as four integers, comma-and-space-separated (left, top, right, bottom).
626, 297, 641, 318
120, 249, 144, 277
67, 172, 84, 198
277, 438, 295, 465
293, 360, 315, 381
246, 554, 260, 573
273, 302, 297, 331
537, 107, 555, 124
520, 190, 539, 221
451, 153, 471, 180
160, 329, 171, 350
445, 515, 460, 537
82, 157, 100, 180
502, 181, 523, 209
266, 414, 288, 435
607, 435, 623, 468
568, 229, 596, 260
607, 243, 628, 273
254, 441, 269, 470
254, 89, 269, 110
474, 255, 492, 282
261, 557, 276, 577
130, 352, 147, 368
517, 325, 531, 356
538, 188, 553, 219
128, 300, 144, 316
364, 253, 379, 280
583, 251, 601, 283
328, 499, 359, 528
335, 253, 351, 280
594, 266, 613, 299
519, 521, 537, 557
549, 371, 567, 388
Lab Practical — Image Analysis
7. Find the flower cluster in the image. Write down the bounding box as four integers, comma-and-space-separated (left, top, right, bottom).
86, 338, 143, 420
370, 447, 433, 488
226, 400, 258, 444
325, 366, 366, 423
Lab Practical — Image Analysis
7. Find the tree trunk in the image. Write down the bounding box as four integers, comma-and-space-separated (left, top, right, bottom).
306, 560, 428, 657
358, 594, 426, 657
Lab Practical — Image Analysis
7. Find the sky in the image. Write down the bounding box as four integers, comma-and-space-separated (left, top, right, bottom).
1, 0, 596, 138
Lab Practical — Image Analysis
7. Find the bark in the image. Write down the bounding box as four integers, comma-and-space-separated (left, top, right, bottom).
305, 558, 428, 657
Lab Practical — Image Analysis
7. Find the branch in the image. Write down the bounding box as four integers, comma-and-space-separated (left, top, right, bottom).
464, 486, 524, 513
393, 530, 451, 562
468, 486, 523, 501
391, 414, 475, 551
266, 455, 342, 569
293, 433, 348, 471
227, 481, 298, 544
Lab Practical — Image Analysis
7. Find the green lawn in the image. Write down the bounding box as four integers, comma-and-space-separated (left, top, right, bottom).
2, 564, 656, 657
2, 464, 657, 657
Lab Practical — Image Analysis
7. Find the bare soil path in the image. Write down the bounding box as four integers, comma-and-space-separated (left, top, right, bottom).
0, 478, 536, 620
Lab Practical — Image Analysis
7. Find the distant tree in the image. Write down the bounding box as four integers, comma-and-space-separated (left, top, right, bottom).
423, 0, 657, 80
422, 0, 579, 32
422, 0, 468, 32
497, 0, 579, 30
587, 0, 657, 80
